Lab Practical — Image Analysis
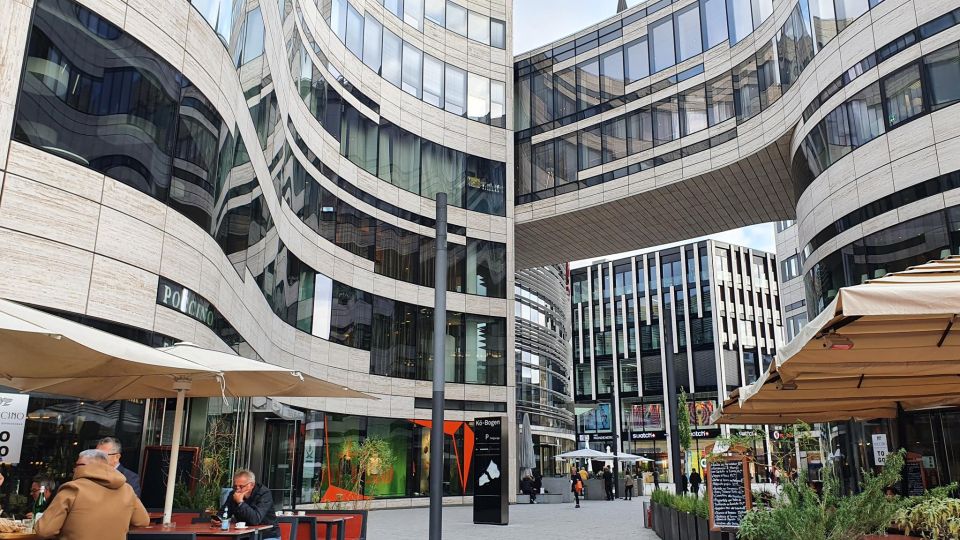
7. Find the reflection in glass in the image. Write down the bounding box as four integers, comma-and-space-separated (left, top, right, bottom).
882, 63, 924, 127
680, 85, 708, 136
532, 140, 555, 192
404, 0, 423, 30
600, 49, 625, 100
649, 15, 676, 73
554, 66, 577, 119
491, 19, 506, 49
755, 38, 781, 108
706, 73, 735, 125
422, 53, 444, 107
446, 1, 467, 35
727, 0, 754, 44
401, 42, 423, 97
531, 69, 554, 126
381, 28, 402, 87
602, 117, 627, 163
923, 43, 960, 110
444, 64, 467, 116
733, 57, 760, 122
834, 0, 869, 32
467, 72, 490, 124
345, 3, 364, 58
701, 0, 728, 49
809, 0, 837, 49
362, 15, 382, 73
490, 81, 506, 128
425, 0, 445, 25
674, 3, 702, 62
653, 97, 680, 146
627, 108, 653, 154
624, 37, 649, 83
468, 11, 490, 45
848, 83, 884, 146
579, 125, 602, 170
577, 59, 601, 111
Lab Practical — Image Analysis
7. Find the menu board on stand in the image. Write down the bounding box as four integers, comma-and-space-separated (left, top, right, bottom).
707, 456, 752, 532
905, 452, 926, 497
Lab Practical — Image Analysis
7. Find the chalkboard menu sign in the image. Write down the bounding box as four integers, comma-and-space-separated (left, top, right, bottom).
708, 457, 752, 531
473, 417, 509, 525
905, 458, 926, 497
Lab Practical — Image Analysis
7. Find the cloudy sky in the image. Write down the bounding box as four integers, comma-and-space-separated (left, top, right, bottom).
513, 0, 778, 264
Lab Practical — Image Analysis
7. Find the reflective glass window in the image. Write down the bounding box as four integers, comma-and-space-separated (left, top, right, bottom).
577, 58, 601, 111
776, 9, 799, 91
425, 0, 445, 25
421, 140, 465, 206
834, 0, 869, 32
554, 66, 577, 118
404, 0, 423, 30
809, 0, 837, 49
467, 73, 490, 123
362, 15, 382, 73
468, 11, 490, 45
706, 73, 735, 125
848, 82, 884, 146
516, 140, 532, 196
824, 102, 852, 163
466, 156, 505, 216
340, 107, 378, 174
311, 274, 333, 340
755, 38, 781, 108
465, 315, 506, 385
381, 28, 402, 87
467, 240, 506, 298
624, 37, 650, 83
627, 108, 654, 154
384, 0, 403, 18
240, 7, 265, 64
750, 0, 773, 25
375, 223, 420, 284
401, 42, 422, 97
422, 53, 444, 107
329, 282, 372, 349
330, 0, 347, 42
924, 43, 960, 111
602, 117, 628, 163
556, 132, 579, 186
490, 80, 506, 128
579, 125, 603, 170
727, 0, 753, 44
345, 4, 364, 57
733, 57, 760, 122
649, 15, 676, 73
335, 200, 377, 260
531, 69, 554, 126
701, 0, 729, 49
680, 85, 708, 136
675, 3, 703, 62
491, 19, 506, 49
446, 1, 467, 35
532, 140, 555, 192
444, 64, 467, 116
600, 49, 625, 100
882, 63, 924, 128
377, 121, 421, 192
653, 97, 680, 145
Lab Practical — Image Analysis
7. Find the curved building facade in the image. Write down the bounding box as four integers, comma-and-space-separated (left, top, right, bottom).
0, 0, 513, 507
514, 265, 575, 476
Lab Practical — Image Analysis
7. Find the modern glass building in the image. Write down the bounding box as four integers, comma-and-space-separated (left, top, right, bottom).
514, 265, 575, 476
0, 0, 512, 508
569, 241, 782, 481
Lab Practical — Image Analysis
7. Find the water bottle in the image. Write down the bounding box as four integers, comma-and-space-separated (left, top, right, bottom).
32, 488, 46, 532
220, 509, 230, 531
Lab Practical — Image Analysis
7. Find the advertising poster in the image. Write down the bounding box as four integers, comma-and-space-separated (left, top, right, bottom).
0, 393, 29, 464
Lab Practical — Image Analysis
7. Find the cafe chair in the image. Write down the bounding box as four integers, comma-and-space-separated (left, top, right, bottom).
277, 519, 297, 540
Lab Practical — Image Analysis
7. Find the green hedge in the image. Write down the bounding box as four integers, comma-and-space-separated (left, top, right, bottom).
651, 488, 708, 519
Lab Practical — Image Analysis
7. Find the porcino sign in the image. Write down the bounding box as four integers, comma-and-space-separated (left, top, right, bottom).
0, 393, 29, 464
157, 277, 216, 328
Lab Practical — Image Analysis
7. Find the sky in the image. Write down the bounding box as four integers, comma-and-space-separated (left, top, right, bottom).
513, 0, 777, 265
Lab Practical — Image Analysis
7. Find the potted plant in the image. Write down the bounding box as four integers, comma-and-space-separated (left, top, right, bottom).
891, 494, 960, 539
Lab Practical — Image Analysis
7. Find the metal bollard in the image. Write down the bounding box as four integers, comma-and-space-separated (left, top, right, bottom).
643, 500, 651, 527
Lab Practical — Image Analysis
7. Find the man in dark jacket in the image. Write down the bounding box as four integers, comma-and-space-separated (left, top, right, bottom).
689, 470, 702, 497
220, 470, 279, 540
96, 437, 141, 498
602, 465, 614, 500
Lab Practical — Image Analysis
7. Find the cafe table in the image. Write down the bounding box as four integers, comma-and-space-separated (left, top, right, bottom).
0, 533, 39, 540
128, 523, 273, 539
277, 514, 352, 540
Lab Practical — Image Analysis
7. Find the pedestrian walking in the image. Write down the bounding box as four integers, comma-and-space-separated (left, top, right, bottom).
571, 469, 583, 509
679, 472, 688, 494
689, 469, 702, 497
653, 468, 660, 491
603, 465, 614, 501
624, 471, 635, 501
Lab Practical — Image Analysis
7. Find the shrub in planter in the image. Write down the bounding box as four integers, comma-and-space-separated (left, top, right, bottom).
893, 497, 960, 539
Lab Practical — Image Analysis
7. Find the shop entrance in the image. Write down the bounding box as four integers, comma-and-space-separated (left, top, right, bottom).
262, 418, 302, 509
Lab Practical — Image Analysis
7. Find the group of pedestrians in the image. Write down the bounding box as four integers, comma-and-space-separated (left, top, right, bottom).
569, 465, 644, 507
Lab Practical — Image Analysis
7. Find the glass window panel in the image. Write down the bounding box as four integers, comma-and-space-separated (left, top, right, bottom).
706, 73, 735, 125
340, 107, 378, 174
401, 42, 422, 97
733, 57, 760, 122
381, 28, 402, 87
602, 116, 628, 163
330, 0, 347, 42
329, 282, 372, 349
467, 73, 490, 123
335, 200, 376, 260
490, 80, 506, 128
675, 4, 703, 62
824, 103, 852, 163
446, 1, 467, 35
882, 63, 924, 127
465, 315, 506, 385
422, 53, 444, 107
531, 69, 554, 126
600, 49, 625, 100
425, 0, 444, 25
834, 0, 869, 32
848, 82, 884, 146
311, 274, 332, 339
465, 156, 505, 215
727, 0, 754, 44
467, 240, 506, 298
554, 66, 577, 119
577, 58, 601, 111
468, 11, 490, 45
362, 15, 382, 73
776, 10, 798, 91
755, 38, 781, 108
241, 7, 265, 64
384, 0, 403, 18
649, 15, 676, 73
516, 139, 532, 196
444, 64, 467, 116
750, 0, 773, 25
924, 43, 960, 110
491, 19, 506, 49
345, 4, 364, 57
680, 85, 708, 136
627, 108, 654, 154
556, 132, 579, 186
532, 140, 555, 192
809, 0, 837, 49
701, 0, 728, 49
653, 97, 680, 145
377, 121, 421, 192
421, 140, 465, 205
625, 37, 650, 83
579, 125, 603, 170
403, 0, 423, 29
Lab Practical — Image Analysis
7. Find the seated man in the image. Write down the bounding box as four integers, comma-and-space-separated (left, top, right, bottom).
27, 476, 56, 518
96, 436, 141, 498
35, 449, 149, 540
219, 469, 279, 540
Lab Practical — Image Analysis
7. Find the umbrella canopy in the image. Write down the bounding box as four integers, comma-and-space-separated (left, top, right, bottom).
614, 452, 652, 462
556, 448, 615, 460
517, 412, 536, 475
715, 256, 960, 425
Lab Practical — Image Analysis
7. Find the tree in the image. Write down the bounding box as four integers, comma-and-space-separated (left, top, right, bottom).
678, 388, 692, 453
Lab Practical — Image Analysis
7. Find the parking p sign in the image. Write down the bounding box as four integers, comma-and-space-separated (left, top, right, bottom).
0, 393, 29, 464
872, 434, 888, 466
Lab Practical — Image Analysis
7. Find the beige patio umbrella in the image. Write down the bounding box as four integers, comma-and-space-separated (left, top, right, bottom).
714, 256, 960, 425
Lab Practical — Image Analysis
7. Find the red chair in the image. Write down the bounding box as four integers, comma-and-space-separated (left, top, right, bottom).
277, 520, 296, 540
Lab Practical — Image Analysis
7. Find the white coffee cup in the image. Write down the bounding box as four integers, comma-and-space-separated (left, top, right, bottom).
235, 522, 246, 529
297, 511, 306, 516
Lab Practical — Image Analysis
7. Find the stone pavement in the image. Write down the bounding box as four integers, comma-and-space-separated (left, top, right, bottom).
366, 496, 658, 539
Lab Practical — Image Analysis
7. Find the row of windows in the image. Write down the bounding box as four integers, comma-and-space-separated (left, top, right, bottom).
792, 40, 960, 199
324, 0, 506, 125
287, 28, 507, 215
370, 0, 506, 48
515, 0, 886, 133
780, 254, 802, 281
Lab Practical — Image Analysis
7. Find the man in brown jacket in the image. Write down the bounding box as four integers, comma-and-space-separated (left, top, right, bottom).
36, 449, 149, 540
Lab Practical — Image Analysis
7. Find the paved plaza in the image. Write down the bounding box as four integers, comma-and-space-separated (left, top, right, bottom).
366, 497, 658, 539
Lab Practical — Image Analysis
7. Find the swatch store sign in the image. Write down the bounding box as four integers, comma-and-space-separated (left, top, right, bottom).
0, 393, 29, 464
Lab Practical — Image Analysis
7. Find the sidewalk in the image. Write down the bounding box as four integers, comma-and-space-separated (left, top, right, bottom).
366, 496, 658, 539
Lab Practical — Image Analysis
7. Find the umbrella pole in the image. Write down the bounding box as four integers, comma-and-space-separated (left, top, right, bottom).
163, 379, 192, 525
